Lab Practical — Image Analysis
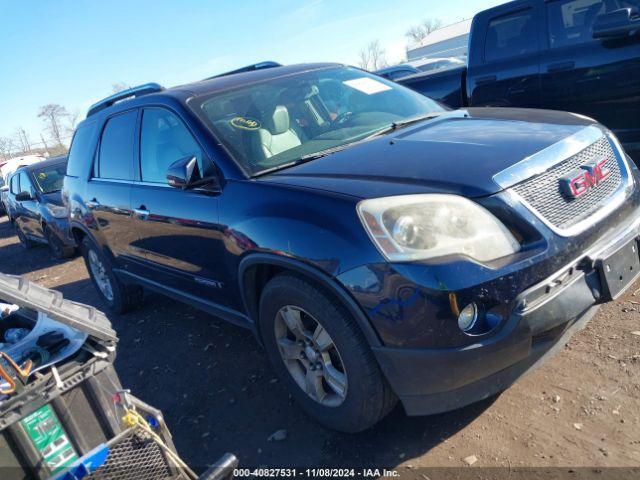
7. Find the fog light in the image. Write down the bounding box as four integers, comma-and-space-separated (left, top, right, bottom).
458, 303, 478, 332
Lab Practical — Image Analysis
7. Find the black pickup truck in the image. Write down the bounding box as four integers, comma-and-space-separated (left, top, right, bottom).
398, 0, 640, 161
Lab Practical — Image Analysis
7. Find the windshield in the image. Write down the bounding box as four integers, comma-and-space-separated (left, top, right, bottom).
32, 162, 66, 194
195, 66, 444, 176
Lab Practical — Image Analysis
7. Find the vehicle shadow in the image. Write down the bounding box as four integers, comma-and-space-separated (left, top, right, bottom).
49, 275, 495, 472
0, 217, 17, 240
0, 218, 79, 276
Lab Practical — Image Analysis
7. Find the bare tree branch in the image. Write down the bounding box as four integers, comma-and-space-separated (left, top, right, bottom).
0, 137, 16, 160
67, 109, 81, 133
405, 18, 443, 46
15, 127, 31, 154
357, 40, 388, 71
111, 82, 131, 94
38, 104, 69, 146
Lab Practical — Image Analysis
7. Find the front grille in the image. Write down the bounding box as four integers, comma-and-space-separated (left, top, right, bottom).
88, 429, 182, 480
511, 136, 623, 230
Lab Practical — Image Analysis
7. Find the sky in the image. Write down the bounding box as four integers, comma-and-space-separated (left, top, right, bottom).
0, 0, 503, 146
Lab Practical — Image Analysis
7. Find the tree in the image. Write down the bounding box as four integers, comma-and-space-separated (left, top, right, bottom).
66, 109, 81, 136
38, 104, 69, 146
0, 137, 16, 160
15, 127, 31, 153
405, 18, 443, 46
357, 40, 388, 71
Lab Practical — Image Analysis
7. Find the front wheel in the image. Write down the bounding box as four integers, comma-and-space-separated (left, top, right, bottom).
259, 275, 397, 432
15, 224, 36, 250
80, 236, 143, 314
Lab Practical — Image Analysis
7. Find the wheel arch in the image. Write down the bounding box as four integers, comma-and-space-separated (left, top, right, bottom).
69, 221, 90, 245
239, 253, 382, 348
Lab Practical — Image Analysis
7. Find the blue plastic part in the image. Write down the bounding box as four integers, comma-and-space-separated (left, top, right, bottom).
50, 443, 110, 480
145, 414, 160, 429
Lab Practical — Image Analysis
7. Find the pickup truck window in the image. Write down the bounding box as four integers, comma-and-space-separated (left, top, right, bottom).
548, 0, 640, 48
485, 9, 537, 62
96, 110, 137, 181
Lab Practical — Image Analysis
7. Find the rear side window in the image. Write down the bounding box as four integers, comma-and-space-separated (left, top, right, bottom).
66, 122, 96, 177
485, 9, 537, 61
547, 0, 640, 48
96, 110, 137, 181
548, 0, 603, 48
140, 108, 204, 184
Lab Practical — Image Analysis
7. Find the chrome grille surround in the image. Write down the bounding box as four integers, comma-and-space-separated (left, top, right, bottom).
494, 126, 634, 237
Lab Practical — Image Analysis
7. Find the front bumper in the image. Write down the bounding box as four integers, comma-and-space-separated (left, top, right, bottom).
371, 214, 640, 415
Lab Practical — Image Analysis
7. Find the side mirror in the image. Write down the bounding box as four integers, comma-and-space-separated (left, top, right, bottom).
166, 156, 201, 189
593, 8, 640, 39
15, 191, 33, 202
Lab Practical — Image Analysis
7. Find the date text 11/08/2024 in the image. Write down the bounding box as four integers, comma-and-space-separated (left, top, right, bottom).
232, 468, 400, 478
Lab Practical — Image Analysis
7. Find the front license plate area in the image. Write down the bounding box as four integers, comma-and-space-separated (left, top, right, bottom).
597, 239, 640, 301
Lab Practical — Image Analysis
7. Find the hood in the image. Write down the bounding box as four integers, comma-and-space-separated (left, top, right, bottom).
260, 108, 598, 199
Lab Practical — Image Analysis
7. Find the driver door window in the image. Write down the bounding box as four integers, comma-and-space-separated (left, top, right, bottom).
140, 108, 204, 184
10, 175, 20, 195
18, 172, 32, 196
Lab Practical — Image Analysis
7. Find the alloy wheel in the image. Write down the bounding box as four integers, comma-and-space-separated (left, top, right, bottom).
274, 305, 348, 407
88, 249, 114, 301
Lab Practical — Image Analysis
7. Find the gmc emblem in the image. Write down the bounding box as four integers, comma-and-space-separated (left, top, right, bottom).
559, 158, 611, 199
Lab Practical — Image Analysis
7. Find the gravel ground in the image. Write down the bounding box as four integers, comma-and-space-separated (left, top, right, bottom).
0, 216, 639, 476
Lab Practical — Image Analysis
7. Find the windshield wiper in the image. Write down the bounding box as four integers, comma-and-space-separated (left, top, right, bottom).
254, 141, 366, 177
365, 111, 444, 140
299, 143, 358, 162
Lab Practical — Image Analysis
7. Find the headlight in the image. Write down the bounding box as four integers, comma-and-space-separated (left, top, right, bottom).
45, 203, 68, 219
357, 194, 520, 262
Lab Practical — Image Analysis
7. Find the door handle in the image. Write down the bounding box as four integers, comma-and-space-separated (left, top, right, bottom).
134, 207, 150, 217
86, 199, 100, 209
547, 61, 575, 73
476, 75, 497, 85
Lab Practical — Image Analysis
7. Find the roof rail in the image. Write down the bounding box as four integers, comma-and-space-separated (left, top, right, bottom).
205, 61, 282, 80
87, 82, 164, 117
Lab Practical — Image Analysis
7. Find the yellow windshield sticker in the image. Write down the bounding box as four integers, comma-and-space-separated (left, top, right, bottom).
230, 116, 261, 131
38, 172, 47, 180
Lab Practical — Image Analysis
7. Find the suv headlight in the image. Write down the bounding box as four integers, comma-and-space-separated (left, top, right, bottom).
45, 203, 68, 219
357, 194, 520, 262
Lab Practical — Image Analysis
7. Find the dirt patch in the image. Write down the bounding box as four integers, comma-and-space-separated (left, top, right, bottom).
0, 217, 638, 472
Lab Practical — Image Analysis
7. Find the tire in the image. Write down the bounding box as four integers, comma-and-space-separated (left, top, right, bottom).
80, 236, 143, 314
44, 226, 75, 260
15, 224, 37, 250
259, 274, 397, 433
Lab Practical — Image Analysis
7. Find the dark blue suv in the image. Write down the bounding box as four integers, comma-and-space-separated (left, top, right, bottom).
63, 63, 640, 432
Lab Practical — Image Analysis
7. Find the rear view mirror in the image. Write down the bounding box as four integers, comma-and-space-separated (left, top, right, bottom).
166, 156, 201, 189
593, 8, 640, 39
